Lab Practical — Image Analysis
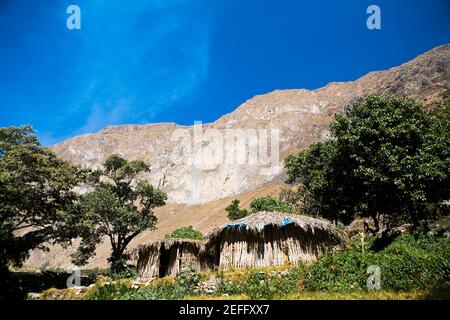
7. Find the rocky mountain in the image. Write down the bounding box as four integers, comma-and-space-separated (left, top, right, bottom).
24, 44, 450, 270
52, 44, 450, 205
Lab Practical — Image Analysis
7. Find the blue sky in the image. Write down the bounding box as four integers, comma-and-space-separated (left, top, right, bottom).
0, 0, 449, 145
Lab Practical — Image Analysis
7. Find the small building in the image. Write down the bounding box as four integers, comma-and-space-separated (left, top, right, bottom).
136, 212, 344, 280
136, 239, 210, 281
204, 211, 344, 269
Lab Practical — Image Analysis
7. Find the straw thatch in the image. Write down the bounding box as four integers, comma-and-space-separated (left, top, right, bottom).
204, 211, 344, 269
136, 212, 345, 280
136, 239, 210, 281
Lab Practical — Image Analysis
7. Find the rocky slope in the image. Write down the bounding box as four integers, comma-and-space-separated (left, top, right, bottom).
52, 44, 450, 205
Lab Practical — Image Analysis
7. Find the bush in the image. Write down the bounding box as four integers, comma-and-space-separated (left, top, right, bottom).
122, 282, 184, 300
225, 200, 249, 221
165, 226, 204, 240
305, 233, 450, 292
175, 262, 201, 290
110, 266, 137, 280
119, 262, 201, 300
250, 196, 295, 214
87, 282, 136, 300
217, 267, 304, 299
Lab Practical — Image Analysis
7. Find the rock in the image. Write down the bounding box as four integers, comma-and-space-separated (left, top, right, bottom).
392, 224, 414, 235
198, 276, 219, 294
69, 286, 88, 295
27, 292, 41, 300
131, 280, 147, 289
347, 218, 375, 239
346, 215, 392, 239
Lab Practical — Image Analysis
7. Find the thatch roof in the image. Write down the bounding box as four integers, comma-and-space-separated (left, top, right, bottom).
204, 211, 344, 243
137, 238, 205, 252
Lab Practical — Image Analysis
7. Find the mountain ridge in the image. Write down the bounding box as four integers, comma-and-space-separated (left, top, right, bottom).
52, 44, 450, 205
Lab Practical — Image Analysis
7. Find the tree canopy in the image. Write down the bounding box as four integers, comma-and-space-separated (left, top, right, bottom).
225, 200, 249, 221
285, 94, 450, 229
225, 196, 297, 221
72, 154, 167, 273
0, 126, 82, 274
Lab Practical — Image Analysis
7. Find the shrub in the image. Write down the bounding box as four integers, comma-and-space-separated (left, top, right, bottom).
121, 262, 201, 300
87, 282, 136, 300
250, 196, 295, 214
110, 266, 137, 280
175, 262, 201, 292
165, 226, 203, 240
305, 233, 450, 292
122, 282, 183, 300
217, 267, 304, 299
225, 200, 249, 221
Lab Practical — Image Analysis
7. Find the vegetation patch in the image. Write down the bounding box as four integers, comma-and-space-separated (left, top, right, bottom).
165, 226, 204, 240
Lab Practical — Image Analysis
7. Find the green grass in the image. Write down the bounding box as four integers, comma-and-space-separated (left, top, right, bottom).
188, 291, 445, 300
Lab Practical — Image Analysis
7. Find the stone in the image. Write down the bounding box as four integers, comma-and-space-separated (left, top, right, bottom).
27, 292, 41, 300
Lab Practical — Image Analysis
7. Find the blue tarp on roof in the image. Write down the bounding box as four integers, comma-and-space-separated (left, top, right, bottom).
226, 218, 294, 230
281, 218, 293, 226
263, 218, 293, 228
226, 222, 246, 229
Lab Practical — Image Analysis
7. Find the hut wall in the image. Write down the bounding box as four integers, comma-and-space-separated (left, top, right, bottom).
136, 245, 161, 281
165, 244, 202, 276
137, 241, 206, 281
217, 225, 333, 269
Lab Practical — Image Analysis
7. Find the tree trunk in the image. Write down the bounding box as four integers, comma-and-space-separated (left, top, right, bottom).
371, 211, 380, 233
409, 203, 420, 230
364, 208, 379, 235
109, 247, 126, 275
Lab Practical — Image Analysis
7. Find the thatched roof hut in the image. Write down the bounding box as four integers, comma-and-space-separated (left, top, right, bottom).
204, 211, 344, 269
136, 239, 211, 281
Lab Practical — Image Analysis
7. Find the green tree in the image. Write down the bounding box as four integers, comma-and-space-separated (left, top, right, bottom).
165, 226, 203, 240
225, 200, 249, 221
72, 154, 167, 273
285, 140, 355, 224
285, 94, 449, 229
279, 187, 304, 212
0, 126, 82, 275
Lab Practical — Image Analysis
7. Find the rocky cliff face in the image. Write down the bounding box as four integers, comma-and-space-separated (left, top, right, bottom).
53, 44, 450, 205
